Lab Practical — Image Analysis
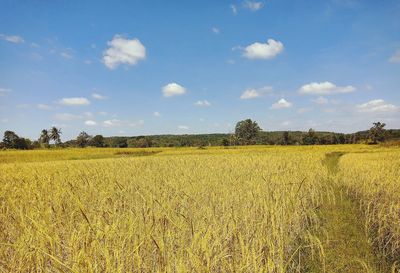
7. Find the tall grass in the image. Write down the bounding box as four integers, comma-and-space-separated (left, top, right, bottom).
0, 148, 330, 272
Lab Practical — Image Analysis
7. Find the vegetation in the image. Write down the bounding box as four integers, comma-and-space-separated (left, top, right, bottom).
0, 145, 398, 272
1, 121, 399, 150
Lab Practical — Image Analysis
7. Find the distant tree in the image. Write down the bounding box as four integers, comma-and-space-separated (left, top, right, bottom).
76, 131, 91, 148
282, 131, 290, 145
369, 122, 386, 144
50, 127, 62, 146
89, 135, 105, 147
39, 129, 50, 147
302, 128, 319, 145
221, 138, 230, 146
3, 131, 19, 148
14, 138, 31, 150
234, 119, 261, 145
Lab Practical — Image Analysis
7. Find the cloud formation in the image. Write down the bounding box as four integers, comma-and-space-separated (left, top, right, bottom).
194, 100, 211, 107
240, 86, 272, 99
271, 98, 292, 109
103, 35, 146, 69
356, 99, 398, 113
153, 111, 161, 117
162, 83, 186, 97
299, 81, 355, 95
37, 104, 52, 110
243, 39, 284, 60
243, 1, 264, 11
59, 97, 90, 106
312, 96, 329, 104
85, 120, 97, 126
0, 34, 24, 43
92, 93, 107, 100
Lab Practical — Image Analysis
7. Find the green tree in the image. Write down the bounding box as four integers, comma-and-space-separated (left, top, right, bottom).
39, 129, 50, 147
76, 131, 91, 148
369, 122, 386, 144
302, 128, 319, 145
3, 131, 19, 148
282, 131, 290, 145
89, 135, 105, 147
234, 119, 261, 145
50, 127, 62, 146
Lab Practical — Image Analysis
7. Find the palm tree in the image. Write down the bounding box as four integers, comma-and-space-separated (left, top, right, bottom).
50, 127, 62, 146
39, 129, 50, 146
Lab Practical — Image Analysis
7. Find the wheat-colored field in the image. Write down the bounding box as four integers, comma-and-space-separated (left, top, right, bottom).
0, 145, 399, 272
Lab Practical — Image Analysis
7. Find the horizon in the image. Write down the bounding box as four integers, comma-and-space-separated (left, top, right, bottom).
1, 1, 400, 140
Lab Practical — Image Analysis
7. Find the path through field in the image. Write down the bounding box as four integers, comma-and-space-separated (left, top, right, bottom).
307, 152, 388, 273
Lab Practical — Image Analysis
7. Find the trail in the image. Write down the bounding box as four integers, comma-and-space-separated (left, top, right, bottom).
307, 152, 388, 273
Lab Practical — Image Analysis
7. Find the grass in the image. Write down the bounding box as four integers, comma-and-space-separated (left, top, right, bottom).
0, 145, 398, 272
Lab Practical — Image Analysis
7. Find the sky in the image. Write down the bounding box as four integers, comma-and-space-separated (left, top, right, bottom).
0, 0, 399, 141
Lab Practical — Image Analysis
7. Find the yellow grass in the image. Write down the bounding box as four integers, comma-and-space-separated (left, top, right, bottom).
0, 145, 398, 272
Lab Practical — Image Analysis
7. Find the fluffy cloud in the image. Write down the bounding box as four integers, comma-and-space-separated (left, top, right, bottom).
243, 1, 264, 11
0, 34, 24, 43
356, 99, 398, 113
271, 98, 292, 109
37, 104, 52, 110
162, 83, 186, 97
312, 96, 329, 104
194, 100, 211, 107
103, 119, 123, 127
153, 111, 161, 117
85, 120, 97, 126
92, 93, 107, 100
178, 125, 189, 130
103, 35, 146, 69
299, 81, 355, 95
60, 52, 73, 59
243, 39, 284, 60
0, 88, 11, 96
389, 49, 400, 63
59, 97, 90, 106
240, 86, 272, 99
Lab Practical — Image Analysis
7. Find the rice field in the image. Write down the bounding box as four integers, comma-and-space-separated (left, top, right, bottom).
0, 145, 399, 272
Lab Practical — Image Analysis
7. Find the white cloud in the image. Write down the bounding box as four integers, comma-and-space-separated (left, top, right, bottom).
103, 119, 123, 127
0, 34, 24, 43
230, 4, 238, 15
243, 39, 284, 60
356, 99, 398, 113
389, 49, 400, 63
153, 111, 161, 117
281, 120, 291, 126
312, 96, 329, 104
92, 93, 107, 100
240, 86, 272, 99
103, 35, 146, 69
85, 120, 97, 126
59, 97, 90, 106
178, 125, 189, 130
271, 98, 292, 109
194, 100, 211, 107
299, 81, 355, 95
54, 113, 82, 121
60, 52, 73, 59
37, 104, 52, 110
212, 27, 220, 34
243, 1, 264, 11
162, 82, 186, 97
0, 88, 11, 96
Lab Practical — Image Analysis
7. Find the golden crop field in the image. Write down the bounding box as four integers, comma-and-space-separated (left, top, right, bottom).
0, 145, 399, 272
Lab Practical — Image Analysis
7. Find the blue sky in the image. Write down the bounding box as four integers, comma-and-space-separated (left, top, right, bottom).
0, 0, 399, 140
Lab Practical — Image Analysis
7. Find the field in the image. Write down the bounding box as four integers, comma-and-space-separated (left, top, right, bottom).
0, 145, 399, 272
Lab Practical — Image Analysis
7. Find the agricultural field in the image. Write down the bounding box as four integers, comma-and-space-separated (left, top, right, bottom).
0, 145, 399, 272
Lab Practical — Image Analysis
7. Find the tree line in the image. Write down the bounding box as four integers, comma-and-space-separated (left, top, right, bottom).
0, 120, 397, 150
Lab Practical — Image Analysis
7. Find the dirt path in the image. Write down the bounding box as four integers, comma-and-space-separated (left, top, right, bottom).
307, 152, 388, 273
